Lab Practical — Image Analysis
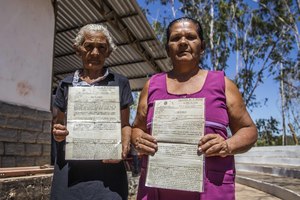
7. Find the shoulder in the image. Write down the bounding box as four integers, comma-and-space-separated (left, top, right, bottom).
224, 77, 243, 108
108, 71, 129, 83
151, 72, 166, 79
204, 70, 226, 91
224, 77, 238, 91
149, 72, 166, 84
56, 74, 73, 89
59, 74, 73, 86
208, 70, 225, 76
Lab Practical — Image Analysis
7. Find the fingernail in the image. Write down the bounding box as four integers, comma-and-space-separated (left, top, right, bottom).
197, 147, 202, 156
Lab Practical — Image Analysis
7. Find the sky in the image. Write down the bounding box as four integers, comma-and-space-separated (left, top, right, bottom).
135, 0, 286, 125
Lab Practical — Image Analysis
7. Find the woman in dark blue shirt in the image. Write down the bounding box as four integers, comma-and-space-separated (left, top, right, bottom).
51, 24, 133, 200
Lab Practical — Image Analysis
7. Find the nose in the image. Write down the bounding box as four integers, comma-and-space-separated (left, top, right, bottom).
91, 47, 99, 55
178, 37, 188, 46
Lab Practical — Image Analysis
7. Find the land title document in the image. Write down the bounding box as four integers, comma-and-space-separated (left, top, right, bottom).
65, 86, 121, 160
146, 98, 205, 192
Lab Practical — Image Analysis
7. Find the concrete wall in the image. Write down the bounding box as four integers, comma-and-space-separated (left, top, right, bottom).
0, 0, 55, 112
0, 0, 55, 167
235, 145, 300, 166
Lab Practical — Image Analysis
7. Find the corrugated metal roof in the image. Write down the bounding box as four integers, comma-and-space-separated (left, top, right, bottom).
53, 0, 172, 91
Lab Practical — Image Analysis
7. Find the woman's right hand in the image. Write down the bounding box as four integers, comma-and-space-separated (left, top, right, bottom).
53, 124, 69, 142
133, 131, 158, 156
131, 80, 158, 156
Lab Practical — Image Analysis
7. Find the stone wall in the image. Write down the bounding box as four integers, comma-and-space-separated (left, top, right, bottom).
0, 174, 52, 200
0, 101, 52, 167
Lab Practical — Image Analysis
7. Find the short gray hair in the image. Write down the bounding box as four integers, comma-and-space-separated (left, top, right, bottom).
74, 24, 117, 52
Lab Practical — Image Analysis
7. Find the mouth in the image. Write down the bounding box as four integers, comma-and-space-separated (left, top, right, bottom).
178, 51, 190, 56
89, 60, 101, 64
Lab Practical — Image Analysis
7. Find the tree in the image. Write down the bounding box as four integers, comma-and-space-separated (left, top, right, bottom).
256, 117, 281, 146
139, 0, 299, 139
139, 0, 299, 105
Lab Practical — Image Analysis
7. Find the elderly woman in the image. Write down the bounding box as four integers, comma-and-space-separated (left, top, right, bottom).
131, 17, 258, 200
51, 24, 133, 200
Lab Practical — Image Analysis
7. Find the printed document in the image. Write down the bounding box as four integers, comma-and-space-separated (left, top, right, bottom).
146, 98, 205, 192
65, 86, 121, 160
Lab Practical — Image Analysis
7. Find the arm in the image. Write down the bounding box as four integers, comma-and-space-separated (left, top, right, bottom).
199, 77, 257, 157
224, 77, 258, 154
121, 106, 131, 159
52, 108, 69, 142
52, 107, 69, 168
131, 80, 158, 156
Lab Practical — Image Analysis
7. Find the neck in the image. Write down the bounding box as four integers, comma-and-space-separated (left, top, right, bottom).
82, 68, 106, 80
169, 65, 200, 81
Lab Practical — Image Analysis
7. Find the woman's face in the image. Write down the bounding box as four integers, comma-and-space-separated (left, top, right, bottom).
167, 21, 203, 66
79, 30, 111, 70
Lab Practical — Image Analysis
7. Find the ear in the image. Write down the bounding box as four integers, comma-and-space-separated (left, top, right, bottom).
200, 40, 206, 54
105, 49, 112, 58
73, 44, 82, 57
165, 44, 170, 57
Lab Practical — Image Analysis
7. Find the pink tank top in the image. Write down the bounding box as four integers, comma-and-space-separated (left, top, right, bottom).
138, 71, 235, 200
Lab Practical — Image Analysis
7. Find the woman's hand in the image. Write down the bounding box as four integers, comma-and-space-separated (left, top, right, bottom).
133, 131, 158, 156
53, 124, 69, 142
102, 159, 122, 164
121, 126, 131, 159
131, 80, 158, 156
198, 133, 231, 157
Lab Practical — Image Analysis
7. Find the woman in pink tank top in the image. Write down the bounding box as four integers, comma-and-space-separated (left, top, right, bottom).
131, 17, 257, 200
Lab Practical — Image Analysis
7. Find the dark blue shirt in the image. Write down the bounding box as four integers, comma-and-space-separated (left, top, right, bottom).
51, 71, 133, 200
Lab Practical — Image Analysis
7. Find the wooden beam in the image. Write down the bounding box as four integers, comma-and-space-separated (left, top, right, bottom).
0, 166, 54, 178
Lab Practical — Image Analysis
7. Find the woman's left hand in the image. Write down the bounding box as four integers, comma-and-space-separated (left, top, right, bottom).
198, 133, 231, 157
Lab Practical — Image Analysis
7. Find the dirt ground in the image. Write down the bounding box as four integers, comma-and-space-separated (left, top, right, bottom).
127, 172, 139, 200
127, 173, 280, 200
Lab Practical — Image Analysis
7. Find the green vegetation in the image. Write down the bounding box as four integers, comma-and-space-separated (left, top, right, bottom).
137, 0, 299, 145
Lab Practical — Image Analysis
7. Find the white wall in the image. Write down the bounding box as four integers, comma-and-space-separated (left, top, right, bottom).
0, 0, 55, 111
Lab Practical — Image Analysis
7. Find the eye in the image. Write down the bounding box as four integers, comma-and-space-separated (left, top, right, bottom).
83, 44, 93, 51
186, 34, 198, 40
169, 35, 181, 42
98, 44, 107, 50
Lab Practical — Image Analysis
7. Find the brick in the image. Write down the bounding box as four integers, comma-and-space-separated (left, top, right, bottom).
6, 117, 28, 130
16, 156, 35, 166
0, 115, 6, 127
26, 119, 43, 132
37, 110, 52, 120
0, 128, 18, 142
21, 106, 38, 119
5, 143, 25, 156
35, 156, 50, 166
0, 142, 3, 155
18, 131, 38, 143
26, 144, 42, 156
43, 121, 52, 133
0, 101, 21, 117
1, 156, 16, 167
37, 132, 51, 144
42, 144, 51, 156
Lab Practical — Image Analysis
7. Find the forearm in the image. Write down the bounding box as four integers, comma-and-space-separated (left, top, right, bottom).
122, 125, 132, 146
226, 125, 257, 155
